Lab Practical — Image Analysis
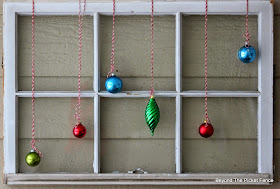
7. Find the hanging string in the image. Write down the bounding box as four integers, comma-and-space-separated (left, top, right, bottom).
31, 0, 43, 158
74, 0, 86, 123
150, 0, 154, 97
107, 0, 116, 77
204, 0, 210, 125
243, 0, 251, 46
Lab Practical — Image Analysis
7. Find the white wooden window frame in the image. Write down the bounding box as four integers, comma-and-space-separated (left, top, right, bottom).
3, 0, 273, 185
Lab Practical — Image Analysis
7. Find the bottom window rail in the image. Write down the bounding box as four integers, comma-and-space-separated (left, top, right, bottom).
5, 173, 273, 185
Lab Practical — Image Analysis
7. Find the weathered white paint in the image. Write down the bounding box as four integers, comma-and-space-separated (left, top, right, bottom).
180, 91, 261, 97
98, 91, 178, 97
3, 1, 272, 15
175, 12, 182, 174
93, 12, 100, 174
16, 91, 96, 97
94, 13, 99, 92
3, 0, 273, 185
3, 2, 18, 174
15, 91, 261, 98
257, 1, 274, 175
93, 95, 100, 173
175, 12, 182, 93
175, 95, 182, 173
2, 0, 272, 3
4, 173, 272, 185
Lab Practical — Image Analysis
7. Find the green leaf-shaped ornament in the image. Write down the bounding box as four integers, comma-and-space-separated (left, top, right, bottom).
145, 96, 160, 136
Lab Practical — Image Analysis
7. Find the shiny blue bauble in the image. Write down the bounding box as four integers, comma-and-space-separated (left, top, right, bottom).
238, 45, 256, 63
105, 74, 123, 93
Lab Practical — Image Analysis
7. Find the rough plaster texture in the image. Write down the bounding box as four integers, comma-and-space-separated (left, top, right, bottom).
1, 0, 280, 188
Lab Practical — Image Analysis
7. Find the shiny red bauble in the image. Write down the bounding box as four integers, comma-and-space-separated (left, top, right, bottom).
199, 123, 214, 138
73, 123, 86, 138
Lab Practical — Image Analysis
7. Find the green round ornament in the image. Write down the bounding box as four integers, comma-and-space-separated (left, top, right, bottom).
26, 150, 40, 167
145, 96, 160, 136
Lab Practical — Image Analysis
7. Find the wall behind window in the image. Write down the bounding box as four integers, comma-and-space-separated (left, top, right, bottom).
1, 0, 280, 188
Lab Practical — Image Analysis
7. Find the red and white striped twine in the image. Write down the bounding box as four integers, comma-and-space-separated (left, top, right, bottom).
107, 0, 116, 78
243, 0, 251, 45
74, 0, 86, 123
150, 0, 154, 97
204, 0, 210, 125
31, 0, 43, 158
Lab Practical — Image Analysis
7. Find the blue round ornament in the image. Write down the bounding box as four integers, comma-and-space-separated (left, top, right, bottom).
105, 74, 123, 93
238, 45, 256, 63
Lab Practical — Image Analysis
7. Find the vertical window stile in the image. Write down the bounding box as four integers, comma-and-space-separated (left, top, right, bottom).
93, 12, 100, 173
257, 8, 273, 175
175, 12, 182, 173
94, 12, 100, 93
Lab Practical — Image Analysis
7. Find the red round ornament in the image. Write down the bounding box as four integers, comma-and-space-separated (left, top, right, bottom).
199, 123, 214, 138
73, 123, 86, 138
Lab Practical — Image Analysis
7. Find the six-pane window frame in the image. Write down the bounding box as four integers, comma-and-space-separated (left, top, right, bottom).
3, 0, 273, 185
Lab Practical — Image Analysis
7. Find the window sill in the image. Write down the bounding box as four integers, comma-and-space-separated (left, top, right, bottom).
4, 173, 272, 185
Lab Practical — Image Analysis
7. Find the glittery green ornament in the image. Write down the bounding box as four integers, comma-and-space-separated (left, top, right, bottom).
26, 150, 40, 167
145, 96, 160, 136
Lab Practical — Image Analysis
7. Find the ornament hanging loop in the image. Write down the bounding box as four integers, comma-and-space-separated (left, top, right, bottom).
244, 41, 250, 48
107, 72, 115, 78
243, 33, 251, 47
30, 145, 43, 158
204, 116, 211, 127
